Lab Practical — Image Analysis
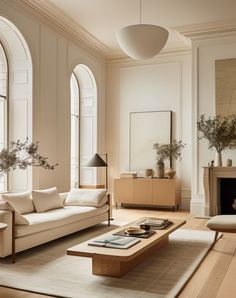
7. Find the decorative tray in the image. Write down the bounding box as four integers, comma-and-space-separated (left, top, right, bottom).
113, 228, 156, 238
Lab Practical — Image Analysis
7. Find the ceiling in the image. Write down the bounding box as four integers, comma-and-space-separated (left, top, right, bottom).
44, 0, 236, 55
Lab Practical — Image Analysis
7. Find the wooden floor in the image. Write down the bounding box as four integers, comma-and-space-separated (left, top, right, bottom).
1, 207, 236, 298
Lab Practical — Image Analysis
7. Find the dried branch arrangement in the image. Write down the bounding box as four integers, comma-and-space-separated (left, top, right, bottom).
197, 114, 236, 153
0, 139, 58, 175
153, 140, 185, 162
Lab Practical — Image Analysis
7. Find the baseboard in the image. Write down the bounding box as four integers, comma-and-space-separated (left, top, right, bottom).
180, 198, 190, 210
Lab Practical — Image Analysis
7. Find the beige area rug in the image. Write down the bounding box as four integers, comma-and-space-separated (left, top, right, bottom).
0, 222, 216, 298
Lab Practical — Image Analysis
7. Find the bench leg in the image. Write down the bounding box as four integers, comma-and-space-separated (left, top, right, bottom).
12, 211, 16, 263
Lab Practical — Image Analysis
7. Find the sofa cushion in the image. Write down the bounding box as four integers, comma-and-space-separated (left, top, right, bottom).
32, 187, 64, 213
1, 191, 34, 214
0, 201, 29, 225
64, 189, 107, 207
15, 204, 109, 237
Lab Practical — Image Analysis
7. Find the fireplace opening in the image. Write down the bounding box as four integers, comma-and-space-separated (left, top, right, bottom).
220, 178, 236, 215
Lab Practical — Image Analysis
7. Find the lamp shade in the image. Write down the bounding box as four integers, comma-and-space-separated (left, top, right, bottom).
116, 24, 169, 60
86, 153, 107, 167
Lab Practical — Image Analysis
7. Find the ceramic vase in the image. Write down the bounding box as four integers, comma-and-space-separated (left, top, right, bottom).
156, 160, 164, 178
145, 169, 153, 178
214, 151, 222, 167
165, 168, 176, 179
226, 159, 232, 167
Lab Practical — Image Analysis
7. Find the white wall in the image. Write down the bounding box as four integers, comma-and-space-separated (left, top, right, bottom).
107, 53, 192, 208
191, 34, 236, 215
0, 0, 106, 192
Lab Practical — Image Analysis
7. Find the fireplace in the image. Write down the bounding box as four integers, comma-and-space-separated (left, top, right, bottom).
220, 178, 236, 214
203, 166, 236, 216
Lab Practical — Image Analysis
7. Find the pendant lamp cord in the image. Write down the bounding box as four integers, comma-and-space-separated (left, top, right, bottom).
139, 0, 142, 24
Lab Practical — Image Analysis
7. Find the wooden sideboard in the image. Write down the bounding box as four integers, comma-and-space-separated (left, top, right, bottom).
114, 178, 181, 210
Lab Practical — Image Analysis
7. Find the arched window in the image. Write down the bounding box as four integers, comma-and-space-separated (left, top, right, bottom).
70, 64, 97, 188
0, 41, 8, 192
0, 17, 32, 192
70, 72, 80, 188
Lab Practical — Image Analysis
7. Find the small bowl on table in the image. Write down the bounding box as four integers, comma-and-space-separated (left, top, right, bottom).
124, 228, 146, 235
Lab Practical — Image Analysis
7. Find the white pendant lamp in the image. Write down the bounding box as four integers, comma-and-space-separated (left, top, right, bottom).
116, 0, 168, 60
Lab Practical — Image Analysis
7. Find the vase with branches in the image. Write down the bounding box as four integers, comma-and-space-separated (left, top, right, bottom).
153, 140, 185, 178
197, 114, 236, 166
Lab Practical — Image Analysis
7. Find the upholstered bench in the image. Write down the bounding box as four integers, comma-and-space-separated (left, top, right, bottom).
207, 215, 236, 241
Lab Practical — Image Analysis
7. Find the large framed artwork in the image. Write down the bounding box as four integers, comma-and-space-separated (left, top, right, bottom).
129, 110, 172, 174
216, 58, 236, 116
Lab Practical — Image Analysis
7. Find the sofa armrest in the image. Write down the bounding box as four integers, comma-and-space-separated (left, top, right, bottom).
0, 210, 14, 258
59, 192, 68, 204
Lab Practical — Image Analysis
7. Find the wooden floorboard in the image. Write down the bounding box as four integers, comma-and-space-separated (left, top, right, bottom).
216, 247, 236, 298
178, 235, 225, 298
0, 286, 49, 298
0, 207, 235, 297
197, 238, 236, 298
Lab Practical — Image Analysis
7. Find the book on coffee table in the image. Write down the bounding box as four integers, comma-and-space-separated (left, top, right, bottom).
140, 218, 173, 230
88, 235, 140, 249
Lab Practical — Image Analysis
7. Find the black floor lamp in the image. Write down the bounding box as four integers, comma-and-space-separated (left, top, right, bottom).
86, 153, 108, 189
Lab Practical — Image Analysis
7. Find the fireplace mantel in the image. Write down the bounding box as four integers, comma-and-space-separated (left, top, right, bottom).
203, 167, 236, 216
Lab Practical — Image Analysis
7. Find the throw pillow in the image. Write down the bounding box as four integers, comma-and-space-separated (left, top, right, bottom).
65, 188, 107, 207
32, 187, 63, 213
0, 201, 30, 225
2, 191, 35, 214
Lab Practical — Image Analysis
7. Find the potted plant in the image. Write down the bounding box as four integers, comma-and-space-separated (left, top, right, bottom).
197, 115, 236, 166
0, 138, 57, 177
153, 140, 185, 178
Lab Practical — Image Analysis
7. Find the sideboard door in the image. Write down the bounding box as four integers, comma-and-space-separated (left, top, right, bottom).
114, 179, 133, 204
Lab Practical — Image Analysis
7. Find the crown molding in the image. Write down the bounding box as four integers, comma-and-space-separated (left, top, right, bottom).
16, 1, 236, 61
174, 19, 236, 39
21, 0, 111, 58
19, 0, 192, 62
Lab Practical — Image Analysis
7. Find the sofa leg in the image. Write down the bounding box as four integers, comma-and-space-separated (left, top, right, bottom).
214, 231, 219, 242
12, 211, 16, 263
107, 194, 111, 226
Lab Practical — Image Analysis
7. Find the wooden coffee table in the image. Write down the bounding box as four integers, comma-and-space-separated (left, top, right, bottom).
67, 217, 186, 277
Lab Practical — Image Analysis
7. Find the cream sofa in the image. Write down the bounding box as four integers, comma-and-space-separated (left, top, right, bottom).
0, 188, 110, 260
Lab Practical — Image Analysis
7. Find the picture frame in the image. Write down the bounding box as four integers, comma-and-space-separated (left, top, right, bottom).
129, 110, 172, 175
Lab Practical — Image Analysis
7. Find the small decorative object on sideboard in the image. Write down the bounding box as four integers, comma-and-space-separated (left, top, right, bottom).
197, 114, 236, 167
153, 140, 185, 179
165, 168, 176, 179
120, 172, 137, 179
226, 158, 232, 167
145, 169, 153, 178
